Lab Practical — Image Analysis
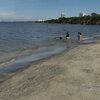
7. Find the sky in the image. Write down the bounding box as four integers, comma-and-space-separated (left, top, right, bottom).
0, 0, 99, 21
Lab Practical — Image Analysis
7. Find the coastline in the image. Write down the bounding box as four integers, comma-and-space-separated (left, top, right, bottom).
0, 45, 65, 73
0, 41, 100, 100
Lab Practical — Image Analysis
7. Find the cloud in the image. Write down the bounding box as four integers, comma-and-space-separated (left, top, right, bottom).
0, 11, 33, 21
0, 12, 16, 18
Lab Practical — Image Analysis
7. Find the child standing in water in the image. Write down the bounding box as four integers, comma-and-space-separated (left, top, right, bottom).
65, 32, 72, 48
77, 32, 83, 43
66, 32, 70, 40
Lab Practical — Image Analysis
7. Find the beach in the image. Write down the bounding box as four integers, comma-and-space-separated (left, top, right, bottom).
0, 41, 100, 100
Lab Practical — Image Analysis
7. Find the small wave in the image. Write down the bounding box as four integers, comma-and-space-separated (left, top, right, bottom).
93, 34, 100, 39
0, 45, 65, 73
83, 37, 93, 40
83, 34, 100, 42
94, 34, 100, 37
0, 59, 15, 67
82, 35, 98, 44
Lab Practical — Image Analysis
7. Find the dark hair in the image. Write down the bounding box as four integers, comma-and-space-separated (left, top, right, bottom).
78, 32, 82, 35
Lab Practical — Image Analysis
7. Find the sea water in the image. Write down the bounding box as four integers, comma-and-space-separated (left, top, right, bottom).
0, 22, 100, 73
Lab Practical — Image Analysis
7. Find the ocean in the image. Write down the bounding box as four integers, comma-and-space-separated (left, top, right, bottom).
0, 22, 100, 73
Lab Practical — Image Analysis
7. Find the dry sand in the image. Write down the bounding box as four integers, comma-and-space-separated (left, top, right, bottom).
0, 42, 100, 100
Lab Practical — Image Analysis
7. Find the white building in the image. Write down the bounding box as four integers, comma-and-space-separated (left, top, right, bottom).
61, 12, 66, 18
38, 19, 44, 22
79, 12, 87, 17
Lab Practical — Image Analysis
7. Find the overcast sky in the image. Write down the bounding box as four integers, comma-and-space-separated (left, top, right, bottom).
0, 0, 99, 21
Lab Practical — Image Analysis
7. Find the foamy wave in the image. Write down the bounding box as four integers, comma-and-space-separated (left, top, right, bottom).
0, 59, 15, 67
83, 37, 93, 40
83, 34, 100, 41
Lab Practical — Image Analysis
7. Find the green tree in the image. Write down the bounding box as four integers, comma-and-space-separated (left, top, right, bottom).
91, 12, 98, 17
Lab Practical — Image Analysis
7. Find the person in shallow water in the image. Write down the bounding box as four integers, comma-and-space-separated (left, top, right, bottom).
66, 32, 70, 40
77, 32, 83, 43
65, 32, 72, 48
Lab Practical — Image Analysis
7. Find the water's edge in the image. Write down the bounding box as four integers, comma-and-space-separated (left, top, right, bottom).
0, 45, 65, 73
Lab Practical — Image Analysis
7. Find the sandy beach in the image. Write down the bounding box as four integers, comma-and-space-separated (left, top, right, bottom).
0, 42, 100, 100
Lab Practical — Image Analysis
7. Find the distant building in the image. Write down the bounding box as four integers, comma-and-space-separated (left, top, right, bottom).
79, 12, 87, 17
61, 12, 66, 18
38, 19, 44, 22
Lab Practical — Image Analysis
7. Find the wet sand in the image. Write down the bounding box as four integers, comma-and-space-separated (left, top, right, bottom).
0, 42, 100, 100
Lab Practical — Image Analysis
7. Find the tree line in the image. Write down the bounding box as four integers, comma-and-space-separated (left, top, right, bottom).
43, 13, 100, 25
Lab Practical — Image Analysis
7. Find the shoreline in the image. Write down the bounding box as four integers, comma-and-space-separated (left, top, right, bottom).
0, 35, 98, 74
0, 45, 66, 73
0, 41, 100, 100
